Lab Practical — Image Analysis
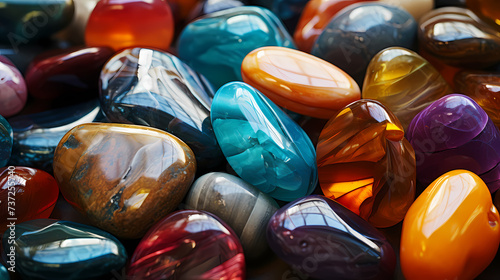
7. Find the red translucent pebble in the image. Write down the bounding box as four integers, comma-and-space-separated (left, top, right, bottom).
0, 167, 59, 234
0, 56, 27, 117
85, 0, 174, 51
127, 210, 245, 280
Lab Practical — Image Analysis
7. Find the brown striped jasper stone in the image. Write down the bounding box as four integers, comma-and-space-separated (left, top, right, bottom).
53, 123, 196, 239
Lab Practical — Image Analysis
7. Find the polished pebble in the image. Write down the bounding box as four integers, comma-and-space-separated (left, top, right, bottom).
0, 115, 12, 167
242, 46, 360, 119
2, 219, 127, 280
0, 263, 8, 279
401, 170, 500, 280
185, 172, 279, 259
211, 82, 318, 201
53, 123, 196, 239
0, 55, 27, 117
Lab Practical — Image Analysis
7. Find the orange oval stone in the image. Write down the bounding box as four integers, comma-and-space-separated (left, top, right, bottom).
241, 46, 360, 119
401, 170, 500, 280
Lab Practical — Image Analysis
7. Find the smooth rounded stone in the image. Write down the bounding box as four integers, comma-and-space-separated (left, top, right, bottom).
8, 99, 102, 172
0, 263, 8, 280
127, 210, 245, 279
242, 46, 360, 119
25, 46, 114, 100
467, 0, 500, 31
0, 56, 27, 117
55, 0, 100, 45
100, 48, 223, 171
85, 0, 174, 51
294, 0, 375, 53
211, 82, 318, 202
407, 94, 500, 192
0, 116, 13, 167
401, 170, 500, 280
311, 3, 417, 85
2, 219, 127, 280
317, 100, 416, 227
419, 7, 500, 68
454, 70, 500, 128
0, 167, 59, 234
267, 195, 396, 279
178, 6, 295, 89
185, 172, 279, 259
0, 0, 74, 45
379, 0, 433, 20
362, 47, 452, 129
53, 123, 196, 239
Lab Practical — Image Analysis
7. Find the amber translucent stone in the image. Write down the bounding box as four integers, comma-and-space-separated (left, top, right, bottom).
401, 170, 500, 280
316, 100, 416, 228
455, 70, 500, 128
363, 47, 452, 129
467, 0, 500, 31
242, 46, 360, 119
85, 0, 174, 51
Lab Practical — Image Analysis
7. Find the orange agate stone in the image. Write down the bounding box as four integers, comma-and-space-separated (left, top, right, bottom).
467, 0, 500, 31
241, 46, 360, 119
85, 0, 174, 51
316, 100, 416, 227
401, 170, 500, 280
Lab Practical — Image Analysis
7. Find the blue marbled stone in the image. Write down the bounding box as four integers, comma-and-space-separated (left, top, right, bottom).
0, 115, 13, 167
100, 48, 223, 171
178, 6, 295, 89
2, 219, 127, 280
210, 82, 317, 201
311, 3, 417, 85
0, 262, 9, 279
7, 99, 102, 172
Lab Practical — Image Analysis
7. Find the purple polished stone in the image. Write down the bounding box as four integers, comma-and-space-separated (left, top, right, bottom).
0, 55, 27, 117
407, 94, 500, 192
267, 195, 396, 280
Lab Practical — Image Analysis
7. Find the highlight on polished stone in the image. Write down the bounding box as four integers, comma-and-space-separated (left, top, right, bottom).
211, 82, 318, 202
400, 170, 500, 280
317, 99, 416, 227
242, 46, 360, 119
100, 47, 223, 171
185, 172, 279, 259
2, 219, 127, 280
53, 123, 196, 239
0, 116, 12, 167
362, 47, 452, 129
267, 195, 396, 279
0, 55, 27, 117
127, 210, 245, 280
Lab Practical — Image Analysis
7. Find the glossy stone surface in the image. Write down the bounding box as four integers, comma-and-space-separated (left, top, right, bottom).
294, 0, 375, 53
56, 0, 100, 45
317, 100, 416, 227
0, 263, 8, 280
401, 170, 500, 280
0, 56, 27, 117
312, 3, 417, 84
455, 70, 500, 128
53, 123, 196, 239
267, 195, 396, 279
25, 47, 114, 100
85, 0, 174, 51
419, 7, 500, 68
362, 47, 452, 129
0, 0, 74, 45
185, 172, 279, 259
2, 219, 127, 280
407, 94, 500, 192
187, 0, 245, 22
242, 46, 360, 119
127, 210, 245, 279
379, 0, 433, 20
0, 116, 12, 167
100, 48, 223, 170
211, 82, 318, 201
467, 0, 500, 31
8, 99, 101, 172
178, 6, 295, 89
0, 167, 59, 234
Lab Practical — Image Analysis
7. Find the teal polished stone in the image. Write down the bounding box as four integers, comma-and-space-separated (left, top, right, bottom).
0, 0, 74, 45
0, 263, 9, 279
0, 115, 13, 167
210, 82, 318, 201
2, 219, 127, 280
178, 6, 295, 89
